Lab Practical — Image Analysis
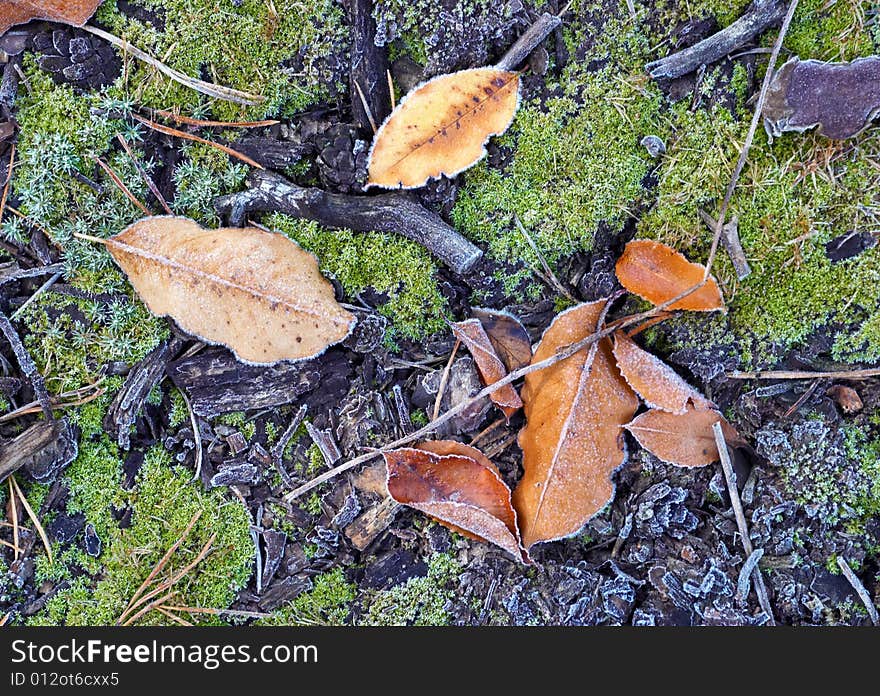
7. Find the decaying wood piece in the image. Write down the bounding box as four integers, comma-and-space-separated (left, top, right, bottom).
104, 337, 184, 450
763, 56, 880, 139
215, 169, 483, 274
495, 12, 562, 71
699, 210, 751, 280
167, 347, 351, 418
348, 0, 391, 134
645, 0, 785, 80
0, 419, 77, 484
344, 496, 400, 551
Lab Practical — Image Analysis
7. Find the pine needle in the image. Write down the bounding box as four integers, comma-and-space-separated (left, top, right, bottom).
9, 475, 52, 564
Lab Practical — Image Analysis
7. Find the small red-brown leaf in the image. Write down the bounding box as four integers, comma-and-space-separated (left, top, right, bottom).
624, 407, 746, 467
1, 0, 101, 35
383, 443, 527, 562
827, 385, 863, 414
612, 331, 714, 414
472, 307, 532, 372
452, 318, 522, 420
615, 240, 725, 311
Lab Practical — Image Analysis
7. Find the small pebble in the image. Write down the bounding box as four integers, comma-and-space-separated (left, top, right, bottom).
640, 135, 666, 157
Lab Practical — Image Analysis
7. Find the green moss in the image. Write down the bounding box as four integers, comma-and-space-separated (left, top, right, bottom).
257, 568, 355, 626
359, 553, 460, 626
267, 215, 447, 340
30, 445, 254, 626
171, 143, 248, 225
453, 57, 663, 293
168, 387, 189, 428
96, 0, 347, 121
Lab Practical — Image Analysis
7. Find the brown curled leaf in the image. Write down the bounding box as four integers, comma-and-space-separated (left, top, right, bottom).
763, 56, 880, 140
451, 318, 522, 420
612, 331, 714, 414
383, 442, 528, 563
513, 301, 639, 548
367, 68, 520, 189
624, 407, 746, 467
103, 216, 355, 365
615, 240, 725, 312
472, 307, 532, 372
0, 0, 101, 35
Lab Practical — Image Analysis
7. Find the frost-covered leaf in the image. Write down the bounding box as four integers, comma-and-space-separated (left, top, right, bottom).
0, 0, 101, 35
612, 331, 714, 414
452, 318, 522, 420
472, 307, 532, 372
104, 216, 355, 365
383, 441, 528, 563
624, 407, 745, 467
615, 240, 724, 312
367, 68, 520, 189
763, 57, 880, 140
513, 301, 639, 548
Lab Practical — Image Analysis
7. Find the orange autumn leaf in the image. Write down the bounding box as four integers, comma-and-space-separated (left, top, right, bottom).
612, 331, 714, 414
472, 307, 532, 372
624, 407, 746, 467
383, 441, 528, 562
0, 0, 101, 35
513, 301, 639, 548
452, 318, 522, 420
367, 68, 520, 189
615, 239, 725, 311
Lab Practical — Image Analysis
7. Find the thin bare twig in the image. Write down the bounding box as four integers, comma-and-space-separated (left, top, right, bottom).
10, 272, 63, 321
713, 422, 775, 624
432, 338, 461, 422
703, 0, 800, 279
0, 380, 105, 423
836, 556, 879, 626
0, 144, 15, 222
514, 216, 576, 302
353, 81, 377, 134
131, 114, 264, 169
8, 478, 19, 561
116, 134, 174, 215
181, 388, 203, 484
150, 110, 278, 129
730, 368, 880, 380
160, 605, 271, 620
93, 156, 151, 215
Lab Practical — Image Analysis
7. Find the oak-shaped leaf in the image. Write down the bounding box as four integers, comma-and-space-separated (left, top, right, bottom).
383, 440, 528, 563
763, 57, 880, 140
624, 407, 745, 467
1, 0, 101, 35
612, 331, 714, 414
104, 216, 355, 365
472, 307, 532, 372
615, 240, 724, 311
452, 318, 522, 420
513, 301, 639, 548
367, 68, 520, 189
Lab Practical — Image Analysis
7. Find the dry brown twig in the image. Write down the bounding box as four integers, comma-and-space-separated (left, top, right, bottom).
730, 368, 880, 380
432, 338, 461, 422
713, 422, 775, 624
116, 134, 174, 215
9, 474, 52, 564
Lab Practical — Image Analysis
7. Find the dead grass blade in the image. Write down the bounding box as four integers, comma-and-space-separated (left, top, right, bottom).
118, 509, 202, 622
93, 156, 151, 216
8, 478, 19, 561
9, 474, 52, 564
0, 380, 106, 423
160, 605, 271, 620
82, 25, 265, 106
131, 114, 264, 169
116, 134, 174, 215
152, 110, 279, 129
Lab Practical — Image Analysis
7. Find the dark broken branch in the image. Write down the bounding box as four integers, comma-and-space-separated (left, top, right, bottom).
495, 12, 562, 71
645, 0, 786, 81
349, 0, 391, 134
215, 169, 483, 274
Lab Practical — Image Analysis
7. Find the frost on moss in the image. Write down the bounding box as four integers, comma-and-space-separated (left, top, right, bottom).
267, 214, 447, 339
30, 446, 254, 626
452, 14, 664, 291
359, 553, 460, 626
258, 568, 355, 626
96, 0, 347, 120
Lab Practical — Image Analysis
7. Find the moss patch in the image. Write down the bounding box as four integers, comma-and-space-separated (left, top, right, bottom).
96, 0, 347, 120
257, 568, 355, 626
267, 214, 448, 340
29, 446, 254, 626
